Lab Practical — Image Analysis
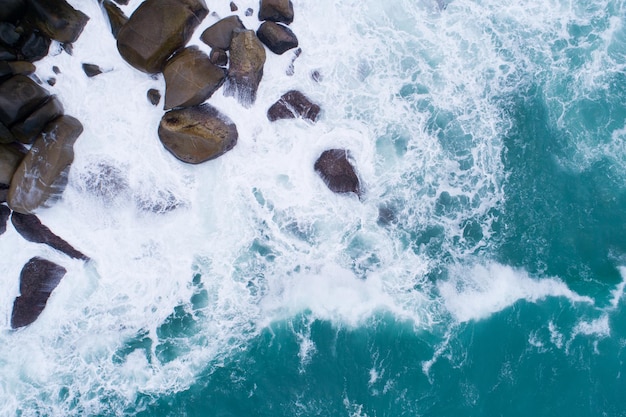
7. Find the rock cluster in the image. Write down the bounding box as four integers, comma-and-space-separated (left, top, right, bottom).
0, 0, 90, 329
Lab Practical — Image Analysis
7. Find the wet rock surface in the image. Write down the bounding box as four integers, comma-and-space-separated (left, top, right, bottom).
267, 90, 320, 122
314, 149, 361, 196
224, 29, 266, 107
257, 21, 298, 55
200, 15, 245, 51
258, 0, 294, 25
24, 0, 89, 44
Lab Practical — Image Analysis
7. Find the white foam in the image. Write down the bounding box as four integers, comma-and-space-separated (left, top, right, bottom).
439, 263, 594, 322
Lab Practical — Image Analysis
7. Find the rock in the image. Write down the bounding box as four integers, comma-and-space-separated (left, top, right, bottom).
224, 29, 266, 107
230, 2, 238, 11
245, 8, 253, 16
200, 15, 245, 51
258, 0, 294, 25
314, 149, 361, 196
102, 0, 128, 38
11, 95, 64, 144
209, 48, 228, 66
11, 257, 67, 329
52, 66, 61, 74
267, 90, 320, 122
147, 88, 161, 106
11, 212, 89, 260
0, 204, 9, 234
0, 122, 15, 144
116, 0, 209, 74
18, 30, 51, 62
0, 75, 50, 127
47, 77, 56, 86
82, 63, 103, 77
0, 0, 26, 22
113, 0, 129, 5
24, 0, 89, 44
163, 46, 226, 109
0, 61, 37, 78
8, 115, 83, 214
0, 22, 21, 47
0, 143, 27, 201
158, 104, 238, 164
256, 21, 298, 55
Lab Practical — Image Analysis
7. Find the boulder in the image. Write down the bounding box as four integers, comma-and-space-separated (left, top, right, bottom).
224, 29, 266, 107
256, 21, 298, 55
0, 22, 21, 47
11, 95, 64, 144
0, 61, 37, 79
0, 122, 15, 144
314, 149, 361, 196
0, 75, 50, 127
18, 30, 51, 62
147, 88, 161, 106
267, 90, 319, 122
0, 204, 9, 234
158, 104, 238, 164
11, 212, 89, 260
8, 115, 83, 214
163, 46, 226, 109
102, 0, 128, 39
0, 0, 26, 22
199, 15, 245, 51
258, 0, 294, 25
116, 0, 209, 74
11, 257, 67, 329
24, 0, 89, 44
209, 48, 228, 66
0, 143, 27, 201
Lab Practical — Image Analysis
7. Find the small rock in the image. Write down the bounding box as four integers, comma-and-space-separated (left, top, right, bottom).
82, 63, 102, 77
200, 15, 245, 51
47, 77, 56, 86
147, 88, 161, 106
258, 0, 294, 25
158, 104, 238, 164
11, 257, 67, 329
256, 21, 298, 55
163, 46, 226, 109
230, 1, 238, 11
209, 48, 228, 66
52, 66, 60, 74
245, 8, 253, 16
314, 149, 361, 196
267, 90, 320, 122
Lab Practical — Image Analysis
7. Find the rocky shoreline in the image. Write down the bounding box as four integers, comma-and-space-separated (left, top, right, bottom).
0, 0, 362, 329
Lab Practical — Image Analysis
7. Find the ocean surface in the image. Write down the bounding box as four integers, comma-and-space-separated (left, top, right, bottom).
2, 0, 626, 415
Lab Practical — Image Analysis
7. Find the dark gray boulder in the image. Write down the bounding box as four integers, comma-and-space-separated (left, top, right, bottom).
0, 143, 27, 201
11, 257, 67, 329
163, 46, 226, 109
0, 61, 37, 79
116, 0, 209, 73
24, 0, 89, 44
267, 90, 320, 122
11, 95, 64, 144
258, 0, 294, 25
200, 15, 245, 51
224, 29, 266, 107
0, 0, 26, 22
11, 212, 89, 260
158, 104, 238, 164
314, 149, 361, 196
8, 115, 83, 214
256, 21, 298, 55
0, 75, 50, 127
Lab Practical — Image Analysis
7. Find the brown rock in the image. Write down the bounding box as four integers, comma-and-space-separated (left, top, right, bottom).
147, 88, 161, 106
8, 115, 83, 214
11, 212, 89, 260
24, 0, 89, 44
314, 149, 361, 196
158, 104, 237, 164
258, 0, 294, 25
256, 21, 298, 55
200, 15, 245, 51
209, 48, 228, 66
224, 29, 266, 107
163, 46, 226, 109
267, 90, 320, 122
11, 257, 67, 329
0, 143, 27, 201
116, 0, 209, 74
11, 95, 64, 144
0, 75, 50, 127
102, 0, 128, 39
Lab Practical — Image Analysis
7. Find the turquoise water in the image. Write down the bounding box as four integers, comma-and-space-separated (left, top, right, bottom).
4, 0, 626, 415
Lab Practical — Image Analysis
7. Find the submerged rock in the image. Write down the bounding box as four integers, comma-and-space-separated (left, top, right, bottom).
314, 149, 361, 196
163, 46, 226, 109
200, 15, 245, 51
267, 90, 320, 122
258, 0, 294, 25
24, 0, 89, 44
11, 211, 89, 260
158, 104, 238, 164
11, 256, 67, 329
116, 0, 209, 73
224, 29, 266, 107
256, 21, 298, 55
8, 115, 83, 214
